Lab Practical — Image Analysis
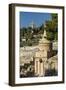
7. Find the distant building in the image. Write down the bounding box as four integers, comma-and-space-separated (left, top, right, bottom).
29, 21, 36, 29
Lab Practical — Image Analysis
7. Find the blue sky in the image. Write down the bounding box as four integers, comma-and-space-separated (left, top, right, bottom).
20, 12, 52, 28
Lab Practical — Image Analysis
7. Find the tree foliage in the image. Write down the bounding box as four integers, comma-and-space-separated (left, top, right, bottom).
46, 14, 58, 41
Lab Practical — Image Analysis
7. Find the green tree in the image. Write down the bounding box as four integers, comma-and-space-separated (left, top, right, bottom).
46, 14, 58, 41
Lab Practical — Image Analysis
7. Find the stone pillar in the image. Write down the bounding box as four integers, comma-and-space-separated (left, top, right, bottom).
35, 58, 39, 76
43, 61, 45, 76
35, 60, 36, 74
38, 60, 40, 76
40, 62, 44, 76
35, 60, 37, 74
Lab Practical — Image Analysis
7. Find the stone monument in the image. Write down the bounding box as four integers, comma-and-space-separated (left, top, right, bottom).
34, 23, 52, 77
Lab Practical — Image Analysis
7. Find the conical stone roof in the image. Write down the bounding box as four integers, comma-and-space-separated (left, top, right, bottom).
39, 30, 50, 44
